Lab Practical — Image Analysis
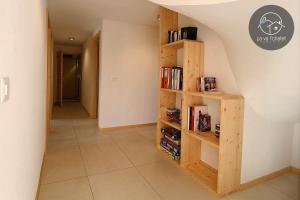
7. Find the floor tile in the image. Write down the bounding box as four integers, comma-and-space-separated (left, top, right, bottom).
89, 168, 160, 200
265, 173, 300, 200
74, 124, 102, 140
134, 125, 157, 133
227, 183, 292, 200
136, 127, 157, 145
137, 161, 222, 200
41, 147, 86, 184
49, 126, 75, 142
47, 137, 78, 153
50, 119, 74, 128
113, 132, 165, 166
38, 177, 93, 200
73, 119, 98, 126
79, 137, 133, 175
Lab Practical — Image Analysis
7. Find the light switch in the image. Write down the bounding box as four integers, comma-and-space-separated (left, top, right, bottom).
0, 77, 9, 104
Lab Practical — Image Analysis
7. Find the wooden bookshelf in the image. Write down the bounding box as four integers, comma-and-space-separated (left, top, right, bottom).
157, 7, 244, 196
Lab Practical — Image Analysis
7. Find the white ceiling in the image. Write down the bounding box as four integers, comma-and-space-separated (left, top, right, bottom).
47, 0, 159, 45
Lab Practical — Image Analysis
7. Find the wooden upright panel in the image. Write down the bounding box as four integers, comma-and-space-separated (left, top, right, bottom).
157, 8, 178, 148
218, 98, 244, 195
159, 7, 178, 45
180, 41, 204, 167
183, 41, 204, 92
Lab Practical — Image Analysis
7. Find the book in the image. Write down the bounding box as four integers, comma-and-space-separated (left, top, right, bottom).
188, 105, 208, 131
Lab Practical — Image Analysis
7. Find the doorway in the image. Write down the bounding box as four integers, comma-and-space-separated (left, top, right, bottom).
62, 54, 81, 102
56, 53, 82, 105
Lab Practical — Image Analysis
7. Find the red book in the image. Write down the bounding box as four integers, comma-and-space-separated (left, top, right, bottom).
163, 68, 168, 88
168, 68, 172, 89
161, 68, 164, 88
191, 106, 195, 131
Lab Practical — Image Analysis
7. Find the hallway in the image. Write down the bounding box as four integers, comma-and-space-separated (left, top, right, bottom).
52, 103, 89, 119
38, 105, 300, 200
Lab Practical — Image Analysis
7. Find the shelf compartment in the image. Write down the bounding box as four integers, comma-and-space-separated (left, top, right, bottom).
186, 130, 219, 149
160, 88, 183, 94
186, 91, 243, 100
187, 161, 218, 193
161, 39, 203, 49
160, 119, 181, 131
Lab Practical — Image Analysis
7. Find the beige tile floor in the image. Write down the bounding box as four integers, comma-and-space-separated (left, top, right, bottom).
39, 104, 300, 200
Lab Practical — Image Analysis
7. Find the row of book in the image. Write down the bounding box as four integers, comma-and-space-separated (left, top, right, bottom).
168, 27, 198, 43
188, 105, 211, 132
161, 67, 183, 90
168, 30, 181, 43
160, 127, 181, 160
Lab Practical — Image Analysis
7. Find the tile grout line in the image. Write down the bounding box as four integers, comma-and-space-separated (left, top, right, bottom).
263, 180, 296, 200
73, 122, 96, 200
111, 133, 163, 200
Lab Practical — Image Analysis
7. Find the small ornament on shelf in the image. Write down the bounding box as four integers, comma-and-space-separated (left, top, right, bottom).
199, 114, 211, 132
196, 76, 217, 92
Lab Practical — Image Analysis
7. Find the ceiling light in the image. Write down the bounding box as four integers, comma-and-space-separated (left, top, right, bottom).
68, 36, 75, 41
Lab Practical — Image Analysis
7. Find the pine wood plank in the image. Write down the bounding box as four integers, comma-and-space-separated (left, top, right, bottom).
160, 119, 181, 131
186, 91, 243, 100
187, 161, 218, 193
186, 130, 219, 149
160, 88, 183, 94
161, 39, 203, 49
217, 98, 244, 195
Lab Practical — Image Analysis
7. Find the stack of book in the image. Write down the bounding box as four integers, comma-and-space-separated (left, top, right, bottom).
160, 127, 181, 160
161, 67, 183, 90
168, 30, 181, 43
215, 124, 220, 138
188, 105, 211, 132
166, 108, 181, 125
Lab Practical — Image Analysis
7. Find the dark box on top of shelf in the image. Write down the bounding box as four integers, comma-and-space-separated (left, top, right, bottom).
181, 27, 198, 40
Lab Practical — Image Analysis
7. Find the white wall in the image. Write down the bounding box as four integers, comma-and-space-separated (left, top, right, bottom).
99, 19, 159, 128
152, 0, 300, 183
53, 45, 82, 103
0, 0, 47, 199
81, 33, 99, 117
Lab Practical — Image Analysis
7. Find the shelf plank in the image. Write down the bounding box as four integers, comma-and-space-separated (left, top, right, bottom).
160, 119, 181, 131
186, 91, 243, 100
161, 39, 203, 49
160, 88, 183, 94
186, 130, 219, 149
187, 161, 218, 193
